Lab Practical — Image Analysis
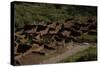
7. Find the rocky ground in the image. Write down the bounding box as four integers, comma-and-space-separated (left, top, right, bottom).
14, 18, 97, 65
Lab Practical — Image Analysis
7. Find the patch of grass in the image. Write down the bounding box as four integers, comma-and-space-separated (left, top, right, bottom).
13, 2, 97, 29
60, 46, 97, 62
80, 34, 97, 42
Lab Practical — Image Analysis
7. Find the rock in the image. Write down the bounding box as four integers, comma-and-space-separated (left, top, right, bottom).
17, 44, 31, 53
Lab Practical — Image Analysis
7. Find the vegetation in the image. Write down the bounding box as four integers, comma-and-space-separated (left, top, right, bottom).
14, 2, 97, 29
80, 34, 97, 42
60, 46, 97, 62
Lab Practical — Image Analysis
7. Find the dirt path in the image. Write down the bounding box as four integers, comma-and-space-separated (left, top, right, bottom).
19, 43, 91, 65
40, 44, 90, 64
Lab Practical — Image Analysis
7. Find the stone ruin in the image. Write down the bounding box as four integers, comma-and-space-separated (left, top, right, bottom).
14, 18, 97, 65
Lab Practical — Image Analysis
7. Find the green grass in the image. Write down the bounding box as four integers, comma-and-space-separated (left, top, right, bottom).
13, 2, 97, 29
60, 46, 97, 62
80, 34, 97, 42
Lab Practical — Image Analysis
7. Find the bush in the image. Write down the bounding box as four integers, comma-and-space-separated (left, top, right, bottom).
14, 2, 97, 28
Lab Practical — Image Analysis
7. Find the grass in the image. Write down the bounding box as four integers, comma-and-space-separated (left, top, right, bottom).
60, 46, 97, 62
13, 2, 97, 29
80, 34, 97, 42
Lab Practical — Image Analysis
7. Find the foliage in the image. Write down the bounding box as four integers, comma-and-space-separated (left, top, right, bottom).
80, 34, 97, 42
13, 2, 97, 28
60, 46, 97, 62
